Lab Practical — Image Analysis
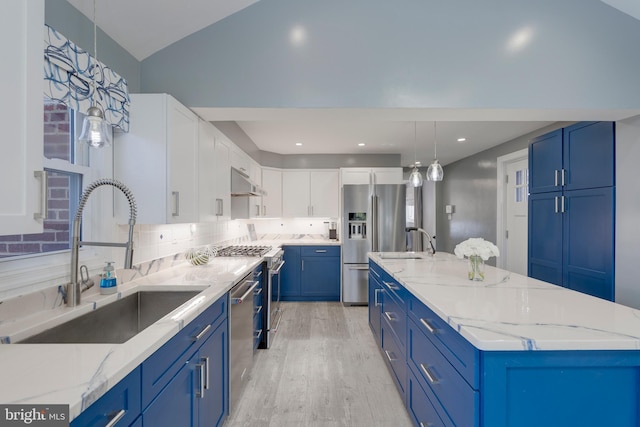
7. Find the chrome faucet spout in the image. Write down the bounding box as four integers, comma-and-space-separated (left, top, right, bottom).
67, 179, 137, 307
406, 227, 436, 255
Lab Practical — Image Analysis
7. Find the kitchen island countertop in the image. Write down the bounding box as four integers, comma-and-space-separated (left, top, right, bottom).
369, 251, 640, 351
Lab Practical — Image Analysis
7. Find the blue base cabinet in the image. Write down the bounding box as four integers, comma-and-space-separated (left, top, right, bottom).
72, 294, 229, 427
70, 367, 141, 427
281, 246, 340, 301
369, 260, 640, 427
528, 121, 615, 301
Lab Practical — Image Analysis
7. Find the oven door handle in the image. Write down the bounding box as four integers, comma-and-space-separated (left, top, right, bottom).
269, 260, 286, 275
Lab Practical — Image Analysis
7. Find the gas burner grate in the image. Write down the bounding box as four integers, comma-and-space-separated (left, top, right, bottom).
215, 245, 272, 257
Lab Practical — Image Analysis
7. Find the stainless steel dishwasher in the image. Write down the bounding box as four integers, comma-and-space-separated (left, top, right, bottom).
229, 273, 260, 412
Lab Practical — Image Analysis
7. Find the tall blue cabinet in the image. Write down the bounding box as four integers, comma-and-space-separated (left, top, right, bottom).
528, 121, 615, 300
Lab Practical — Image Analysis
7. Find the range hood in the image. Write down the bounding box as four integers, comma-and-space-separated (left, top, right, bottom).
231, 167, 265, 197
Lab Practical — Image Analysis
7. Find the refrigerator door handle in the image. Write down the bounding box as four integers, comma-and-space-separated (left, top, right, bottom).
370, 194, 378, 252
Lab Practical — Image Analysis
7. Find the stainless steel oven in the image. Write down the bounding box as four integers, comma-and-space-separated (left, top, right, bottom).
263, 249, 284, 348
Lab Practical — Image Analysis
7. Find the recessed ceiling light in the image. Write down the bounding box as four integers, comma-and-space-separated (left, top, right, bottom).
295, 142, 303, 146
415, 161, 421, 165
358, 143, 365, 146
457, 137, 467, 142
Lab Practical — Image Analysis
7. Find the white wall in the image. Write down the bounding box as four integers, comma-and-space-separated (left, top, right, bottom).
615, 115, 640, 308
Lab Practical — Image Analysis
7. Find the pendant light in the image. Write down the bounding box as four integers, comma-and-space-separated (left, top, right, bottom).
78, 0, 111, 148
426, 122, 444, 181
409, 122, 423, 187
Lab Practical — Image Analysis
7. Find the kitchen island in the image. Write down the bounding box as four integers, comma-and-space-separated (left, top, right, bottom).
369, 252, 640, 427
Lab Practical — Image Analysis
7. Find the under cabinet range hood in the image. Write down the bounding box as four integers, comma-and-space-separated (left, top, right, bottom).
231, 167, 265, 197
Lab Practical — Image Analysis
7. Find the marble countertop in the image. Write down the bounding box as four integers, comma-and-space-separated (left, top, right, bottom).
256, 234, 341, 246
369, 252, 640, 352
0, 256, 262, 421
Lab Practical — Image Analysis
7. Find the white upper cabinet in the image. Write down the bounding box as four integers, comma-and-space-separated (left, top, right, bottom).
282, 170, 339, 218
198, 120, 231, 222
230, 144, 250, 176
0, 1, 44, 235
340, 167, 403, 185
115, 94, 199, 224
261, 168, 283, 218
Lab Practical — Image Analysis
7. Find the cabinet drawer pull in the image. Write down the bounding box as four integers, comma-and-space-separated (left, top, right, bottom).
419, 422, 434, 427
384, 350, 397, 362
374, 288, 382, 307
315, 249, 327, 253
254, 270, 263, 278
370, 268, 381, 278
193, 324, 212, 341
215, 198, 223, 216
254, 329, 263, 339
420, 318, 437, 334
105, 409, 126, 427
384, 311, 396, 322
254, 286, 263, 295
255, 305, 263, 314
383, 281, 399, 291
420, 363, 439, 384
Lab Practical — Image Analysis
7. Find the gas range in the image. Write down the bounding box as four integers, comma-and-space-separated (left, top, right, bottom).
215, 245, 272, 257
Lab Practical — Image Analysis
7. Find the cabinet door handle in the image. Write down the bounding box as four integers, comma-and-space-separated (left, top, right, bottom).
561, 195, 565, 213
201, 356, 210, 390
215, 198, 223, 216
374, 288, 382, 307
193, 324, 212, 341
311, 206, 314, 216
196, 361, 206, 398
420, 363, 439, 384
384, 350, 397, 362
172, 191, 180, 217
255, 204, 260, 216
105, 409, 126, 427
554, 196, 559, 214
554, 170, 559, 187
263, 205, 266, 216
384, 311, 396, 322
561, 169, 566, 186
420, 318, 437, 334
33, 170, 48, 220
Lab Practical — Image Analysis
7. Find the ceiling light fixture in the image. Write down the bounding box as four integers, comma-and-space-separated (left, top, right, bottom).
295, 142, 303, 146
457, 137, 467, 142
409, 122, 423, 188
78, 0, 111, 148
426, 122, 444, 181
358, 143, 365, 147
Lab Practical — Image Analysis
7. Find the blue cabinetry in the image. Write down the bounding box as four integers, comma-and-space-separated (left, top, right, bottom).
281, 246, 340, 301
368, 262, 384, 346
369, 259, 640, 427
70, 367, 141, 427
528, 121, 615, 300
142, 295, 228, 427
253, 265, 265, 350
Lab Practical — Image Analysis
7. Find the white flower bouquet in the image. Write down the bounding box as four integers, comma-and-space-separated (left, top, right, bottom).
454, 238, 499, 281
454, 237, 500, 261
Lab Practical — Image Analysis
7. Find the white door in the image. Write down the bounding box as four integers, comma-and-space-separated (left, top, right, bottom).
504, 158, 529, 275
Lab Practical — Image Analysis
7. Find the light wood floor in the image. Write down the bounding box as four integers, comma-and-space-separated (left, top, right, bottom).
224, 302, 413, 427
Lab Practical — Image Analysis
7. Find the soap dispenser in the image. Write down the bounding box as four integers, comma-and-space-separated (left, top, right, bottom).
100, 261, 117, 294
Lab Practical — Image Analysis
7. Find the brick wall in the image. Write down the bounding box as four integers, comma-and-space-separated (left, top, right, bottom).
0, 102, 72, 257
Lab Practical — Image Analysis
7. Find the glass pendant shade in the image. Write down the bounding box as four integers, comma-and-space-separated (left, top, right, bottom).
426, 159, 444, 181
409, 166, 423, 187
79, 105, 111, 148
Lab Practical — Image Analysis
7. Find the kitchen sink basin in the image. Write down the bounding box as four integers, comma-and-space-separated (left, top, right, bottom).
378, 252, 426, 260
18, 291, 200, 344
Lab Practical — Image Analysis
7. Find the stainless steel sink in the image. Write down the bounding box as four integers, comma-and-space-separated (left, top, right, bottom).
18, 291, 200, 344
378, 252, 425, 260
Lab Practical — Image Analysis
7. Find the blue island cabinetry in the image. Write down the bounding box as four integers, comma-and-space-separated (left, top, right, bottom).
281, 246, 340, 301
369, 259, 640, 427
71, 295, 229, 427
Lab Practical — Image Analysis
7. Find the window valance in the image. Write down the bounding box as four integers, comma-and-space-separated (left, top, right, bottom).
44, 25, 130, 132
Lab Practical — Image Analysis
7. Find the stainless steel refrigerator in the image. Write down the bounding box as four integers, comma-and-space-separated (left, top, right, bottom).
342, 184, 406, 305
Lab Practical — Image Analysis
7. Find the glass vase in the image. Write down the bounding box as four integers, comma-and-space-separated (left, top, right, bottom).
468, 255, 485, 281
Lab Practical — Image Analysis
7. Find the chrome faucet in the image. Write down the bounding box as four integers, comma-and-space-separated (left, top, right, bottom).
406, 227, 436, 255
67, 179, 137, 307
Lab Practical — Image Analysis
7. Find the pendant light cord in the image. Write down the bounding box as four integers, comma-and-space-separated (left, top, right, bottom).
91, 0, 97, 108
433, 122, 437, 160
414, 122, 417, 165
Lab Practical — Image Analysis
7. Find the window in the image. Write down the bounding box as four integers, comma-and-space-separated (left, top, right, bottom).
0, 99, 95, 259
514, 168, 529, 203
